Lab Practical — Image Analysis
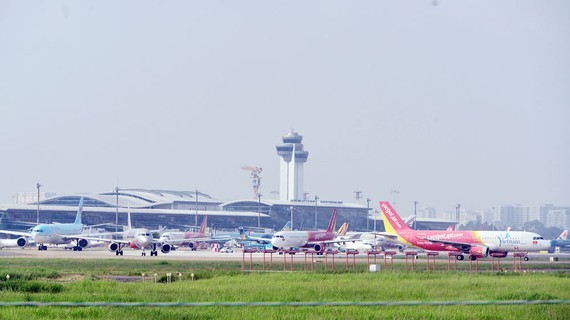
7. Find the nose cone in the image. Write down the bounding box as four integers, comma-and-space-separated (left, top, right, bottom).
137, 235, 152, 248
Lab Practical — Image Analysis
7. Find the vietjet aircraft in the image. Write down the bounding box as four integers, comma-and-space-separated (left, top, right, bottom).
0, 197, 97, 251
158, 216, 209, 250
106, 211, 171, 256
271, 209, 340, 252
379, 201, 551, 260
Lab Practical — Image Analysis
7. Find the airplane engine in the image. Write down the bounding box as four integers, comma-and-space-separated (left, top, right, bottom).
313, 243, 325, 252
490, 251, 508, 258
78, 239, 90, 248
16, 237, 28, 247
161, 243, 171, 254
272, 245, 280, 251
469, 246, 489, 258
188, 241, 199, 251
108, 242, 120, 252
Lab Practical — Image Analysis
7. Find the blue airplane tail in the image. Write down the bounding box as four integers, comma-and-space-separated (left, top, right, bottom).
74, 197, 84, 224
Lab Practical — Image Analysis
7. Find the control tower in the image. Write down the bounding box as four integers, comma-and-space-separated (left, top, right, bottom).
276, 130, 309, 201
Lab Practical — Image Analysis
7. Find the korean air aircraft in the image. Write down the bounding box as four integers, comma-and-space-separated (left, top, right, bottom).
0, 197, 93, 251
379, 201, 551, 261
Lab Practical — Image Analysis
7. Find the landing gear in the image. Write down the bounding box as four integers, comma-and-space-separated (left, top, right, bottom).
524, 256, 529, 261
72, 246, 83, 251
38, 245, 47, 251
115, 250, 123, 256
469, 255, 477, 261
455, 254, 465, 261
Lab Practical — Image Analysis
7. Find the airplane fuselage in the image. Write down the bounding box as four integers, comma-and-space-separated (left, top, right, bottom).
31, 223, 84, 245
397, 229, 550, 254
271, 230, 335, 249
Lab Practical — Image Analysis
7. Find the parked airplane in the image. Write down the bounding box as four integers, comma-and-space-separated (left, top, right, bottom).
158, 216, 209, 250
335, 223, 407, 252
270, 209, 340, 252
106, 211, 171, 256
379, 201, 551, 260
240, 221, 342, 251
0, 197, 96, 251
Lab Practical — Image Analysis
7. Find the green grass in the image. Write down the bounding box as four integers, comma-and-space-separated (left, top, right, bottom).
0, 258, 568, 319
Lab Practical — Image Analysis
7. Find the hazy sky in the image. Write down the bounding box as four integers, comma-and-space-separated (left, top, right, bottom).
1, 1, 569, 215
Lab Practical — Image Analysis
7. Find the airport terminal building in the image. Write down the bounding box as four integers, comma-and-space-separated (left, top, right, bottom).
0, 189, 267, 233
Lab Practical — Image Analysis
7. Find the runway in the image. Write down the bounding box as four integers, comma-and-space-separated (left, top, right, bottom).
1, 246, 569, 267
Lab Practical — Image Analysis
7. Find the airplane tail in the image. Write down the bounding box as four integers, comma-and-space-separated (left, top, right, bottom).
337, 222, 349, 236
238, 228, 250, 241
199, 216, 208, 234
74, 197, 84, 224
126, 209, 132, 230
326, 209, 338, 233
379, 201, 412, 234
558, 230, 568, 240
281, 221, 292, 231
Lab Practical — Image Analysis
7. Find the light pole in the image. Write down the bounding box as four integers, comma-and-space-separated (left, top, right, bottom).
290, 206, 294, 230
195, 190, 199, 228
366, 198, 371, 231
414, 201, 418, 230
36, 183, 41, 224
257, 193, 262, 229
115, 187, 119, 233
314, 195, 319, 231
456, 203, 461, 231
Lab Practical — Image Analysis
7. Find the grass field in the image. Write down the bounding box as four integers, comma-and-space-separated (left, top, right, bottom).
0, 258, 569, 319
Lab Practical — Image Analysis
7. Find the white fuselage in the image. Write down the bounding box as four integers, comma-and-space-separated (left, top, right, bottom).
271, 230, 335, 249
123, 228, 153, 249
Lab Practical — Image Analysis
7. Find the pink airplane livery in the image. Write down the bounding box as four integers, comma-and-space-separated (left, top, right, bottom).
379, 201, 551, 261
271, 209, 339, 252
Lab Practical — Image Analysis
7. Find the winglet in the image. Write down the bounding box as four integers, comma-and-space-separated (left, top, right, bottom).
74, 197, 84, 224
326, 209, 337, 233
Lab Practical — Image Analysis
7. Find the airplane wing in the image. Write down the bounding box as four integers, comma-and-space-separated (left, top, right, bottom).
421, 238, 473, 251
370, 232, 399, 240
0, 230, 31, 237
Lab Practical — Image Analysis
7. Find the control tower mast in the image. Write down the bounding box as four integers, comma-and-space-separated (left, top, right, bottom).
276, 130, 309, 201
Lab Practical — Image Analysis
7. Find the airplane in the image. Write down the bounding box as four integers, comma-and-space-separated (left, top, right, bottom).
335, 223, 407, 252
270, 209, 341, 252
379, 201, 551, 261
0, 197, 97, 251
158, 216, 210, 250
238, 221, 292, 245
106, 211, 171, 256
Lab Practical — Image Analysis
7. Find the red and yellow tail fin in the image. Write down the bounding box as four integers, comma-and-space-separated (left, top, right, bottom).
379, 201, 411, 235
326, 209, 338, 233
199, 216, 208, 234
337, 222, 349, 236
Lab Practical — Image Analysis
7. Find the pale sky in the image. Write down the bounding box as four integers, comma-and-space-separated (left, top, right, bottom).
1, 1, 569, 215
